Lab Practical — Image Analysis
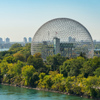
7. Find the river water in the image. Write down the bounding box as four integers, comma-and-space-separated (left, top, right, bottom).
0, 85, 93, 100
0, 48, 9, 51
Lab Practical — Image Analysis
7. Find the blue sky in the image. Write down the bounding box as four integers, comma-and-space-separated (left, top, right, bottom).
0, 0, 100, 42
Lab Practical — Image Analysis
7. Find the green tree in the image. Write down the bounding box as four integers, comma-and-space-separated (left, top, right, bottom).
46, 54, 67, 71
94, 67, 100, 77
81, 57, 100, 77
0, 51, 14, 59
22, 65, 35, 86
18, 43, 31, 61
33, 52, 42, 58
14, 60, 26, 76
82, 76, 100, 97
79, 52, 86, 59
13, 53, 25, 61
3, 56, 16, 63
60, 57, 85, 77
0, 62, 8, 76
27, 55, 34, 65
27, 53, 44, 70
9, 43, 22, 50
30, 72, 39, 87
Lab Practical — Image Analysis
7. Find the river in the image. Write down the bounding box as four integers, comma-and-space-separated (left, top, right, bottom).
0, 85, 93, 100
0, 48, 9, 51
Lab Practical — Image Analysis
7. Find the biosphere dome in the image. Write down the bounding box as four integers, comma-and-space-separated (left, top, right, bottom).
31, 18, 94, 59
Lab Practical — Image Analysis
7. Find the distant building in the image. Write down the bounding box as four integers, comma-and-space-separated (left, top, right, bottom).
72, 38, 75, 42
81, 40, 84, 43
93, 40, 96, 43
68, 37, 75, 43
0, 37, 3, 43
68, 37, 72, 42
23, 37, 27, 43
6, 37, 10, 43
53, 37, 60, 54
28, 37, 32, 43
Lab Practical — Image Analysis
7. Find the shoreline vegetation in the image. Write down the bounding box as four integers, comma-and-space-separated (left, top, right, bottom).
0, 43, 100, 99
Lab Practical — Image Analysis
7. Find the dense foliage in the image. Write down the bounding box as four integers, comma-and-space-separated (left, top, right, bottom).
0, 43, 100, 98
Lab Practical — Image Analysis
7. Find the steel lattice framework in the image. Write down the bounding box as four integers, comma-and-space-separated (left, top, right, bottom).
31, 18, 94, 59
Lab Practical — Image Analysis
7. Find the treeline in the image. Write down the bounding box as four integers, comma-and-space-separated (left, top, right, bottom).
0, 43, 100, 98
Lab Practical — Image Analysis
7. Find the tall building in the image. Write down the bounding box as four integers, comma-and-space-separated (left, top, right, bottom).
93, 40, 96, 43
0, 37, 3, 43
68, 37, 72, 42
72, 38, 75, 42
23, 37, 27, 43
28, 37, 32, 43
68, 37, 75, 43
6, 37, 10, 43
53, 37, 60, 54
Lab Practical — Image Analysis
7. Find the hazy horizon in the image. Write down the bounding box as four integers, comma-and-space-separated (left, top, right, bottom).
0, 0, 100, 42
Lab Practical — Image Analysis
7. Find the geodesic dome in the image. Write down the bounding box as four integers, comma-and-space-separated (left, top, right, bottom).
31, 18, 94, 59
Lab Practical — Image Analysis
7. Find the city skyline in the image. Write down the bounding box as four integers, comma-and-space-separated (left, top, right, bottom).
0, 37, 32, 42
0, 0, 100, 42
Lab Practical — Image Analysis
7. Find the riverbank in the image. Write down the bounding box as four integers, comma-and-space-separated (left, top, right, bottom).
1, 83, 97, 100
